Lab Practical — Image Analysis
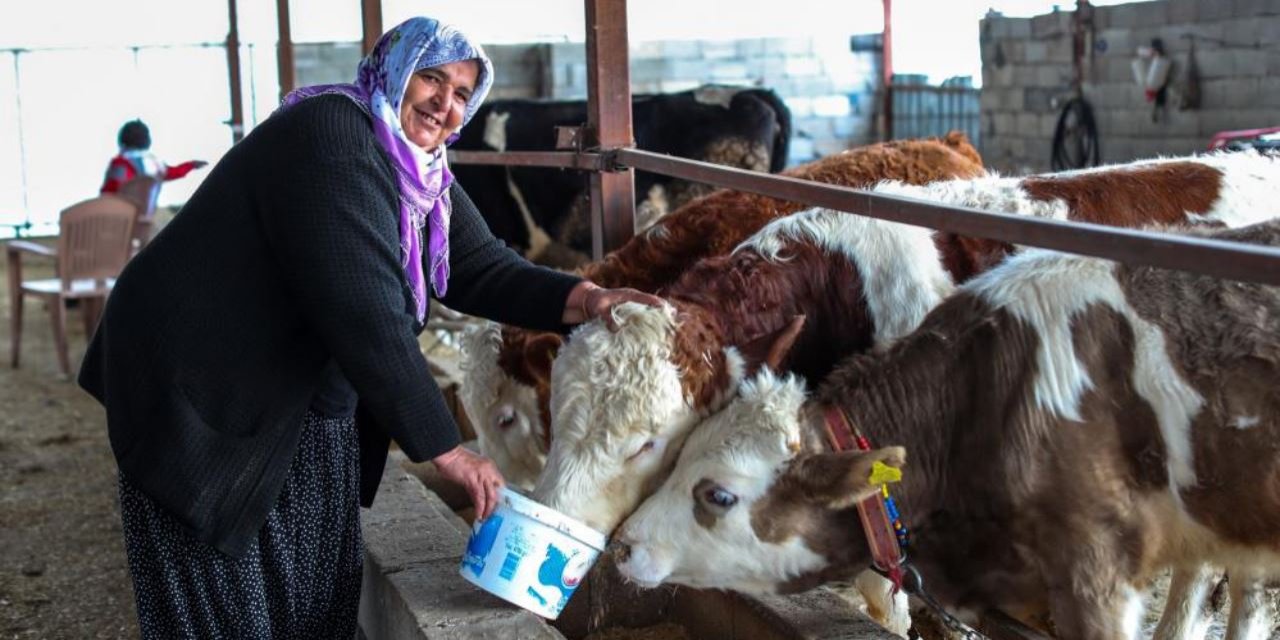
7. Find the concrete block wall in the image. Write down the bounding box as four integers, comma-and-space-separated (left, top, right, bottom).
980, 0, 1280, 174
294, 36, 886, 166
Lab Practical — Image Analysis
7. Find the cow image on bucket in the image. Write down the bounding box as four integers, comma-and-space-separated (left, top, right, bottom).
460, 487, 607, 619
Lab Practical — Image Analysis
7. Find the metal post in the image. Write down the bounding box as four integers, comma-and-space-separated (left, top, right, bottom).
882, 0, 894, 141
361, 0, 383, 56
225, 0, 245, 142
276, 0, 295, 102
584, 0, 636, 259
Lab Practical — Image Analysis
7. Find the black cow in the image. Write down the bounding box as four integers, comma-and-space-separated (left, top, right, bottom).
451, 85, 791, 265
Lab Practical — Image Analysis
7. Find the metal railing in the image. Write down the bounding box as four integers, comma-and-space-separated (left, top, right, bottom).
448, 146, 1280, 287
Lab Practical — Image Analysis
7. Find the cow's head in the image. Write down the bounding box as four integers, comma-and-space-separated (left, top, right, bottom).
459, 322, 559, 490
531, 302, 714, 533
615, 371, 905, 594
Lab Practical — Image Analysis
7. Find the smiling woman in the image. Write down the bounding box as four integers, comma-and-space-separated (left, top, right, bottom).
76, 14, 664, 639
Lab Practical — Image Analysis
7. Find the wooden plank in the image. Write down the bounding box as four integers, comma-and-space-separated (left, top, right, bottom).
583, 0, 636, 259
882, 0, 894, 140
275, 0, 295, 102
360, 0, 383, 56
224, 0, 245, 143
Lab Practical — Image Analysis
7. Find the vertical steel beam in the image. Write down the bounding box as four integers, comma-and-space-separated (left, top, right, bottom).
361, 0, 383, 56
584, 0, 636, 259
276, 0, 295, 102
225, 0, 246, 142
882, 0, 894, 141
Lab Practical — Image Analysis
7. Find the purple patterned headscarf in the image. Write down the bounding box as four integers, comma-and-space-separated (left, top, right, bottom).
279, 17, 494, 321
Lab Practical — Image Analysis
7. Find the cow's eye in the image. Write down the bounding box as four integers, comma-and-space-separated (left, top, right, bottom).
703, 485, 738, 509
495, 408, 516, 428
625, 440, 656, 462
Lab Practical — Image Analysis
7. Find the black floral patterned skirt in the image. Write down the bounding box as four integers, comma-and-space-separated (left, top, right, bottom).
117, 410, 363, 639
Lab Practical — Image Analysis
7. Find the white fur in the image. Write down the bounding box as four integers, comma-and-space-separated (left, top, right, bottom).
967, 250, 1204, 491
871, 173, 1069, 221
1152, 566, 1215, 640
1230, 416, 1260, 430
635, 183, 670, 233
1121, 585, 1147, 640
532, 303, 715, 533
1225, 567, 1272, 640
737, 207, 955, 348
693, 85, 742, 109
482, 110, 509, 151
1185, 149, 1280, 228
458, 322, 546, 490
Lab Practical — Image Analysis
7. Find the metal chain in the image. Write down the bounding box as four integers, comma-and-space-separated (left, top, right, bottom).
901, 564, 988, 640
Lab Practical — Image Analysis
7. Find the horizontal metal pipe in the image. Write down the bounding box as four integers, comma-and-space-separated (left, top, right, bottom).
448, 150, 607, 171
614, 147, 1280, 287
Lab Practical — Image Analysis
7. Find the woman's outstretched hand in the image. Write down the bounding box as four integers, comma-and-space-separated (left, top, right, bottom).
563, 281, 666, 331
432, 445, 505, 521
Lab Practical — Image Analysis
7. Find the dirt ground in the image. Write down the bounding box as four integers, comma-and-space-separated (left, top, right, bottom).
3, 242, 1277, 640
0, 255, 138, 639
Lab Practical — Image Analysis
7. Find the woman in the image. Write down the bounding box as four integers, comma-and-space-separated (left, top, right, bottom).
100, 119, 207, 194
79, 17, 661, 639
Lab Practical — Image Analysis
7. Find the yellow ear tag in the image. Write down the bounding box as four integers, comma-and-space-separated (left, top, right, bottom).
868, 461, 902, 486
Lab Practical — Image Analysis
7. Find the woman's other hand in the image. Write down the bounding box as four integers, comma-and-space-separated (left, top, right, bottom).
563, 281, 666, 331
432, 445, 504, 520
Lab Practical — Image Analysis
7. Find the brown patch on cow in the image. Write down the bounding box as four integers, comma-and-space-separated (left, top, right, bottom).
1112, 223, 1280, 546
934, 160, 1230, 284
933, 233, 1019, 283
1070, 304, 1169, 491
1021, 161, 1223, 227
664, 241, 877, 409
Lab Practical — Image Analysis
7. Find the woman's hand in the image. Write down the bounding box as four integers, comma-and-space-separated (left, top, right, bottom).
432, 445, 505, 520
563, 281, 667, 331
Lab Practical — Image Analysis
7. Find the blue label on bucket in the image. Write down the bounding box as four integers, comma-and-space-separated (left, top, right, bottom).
498, 524, 532, 581
529, 543, 591, 611
462, 514, 504, 576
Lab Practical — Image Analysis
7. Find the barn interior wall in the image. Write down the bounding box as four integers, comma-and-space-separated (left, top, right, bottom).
294, 35, 885, 167
980, 0, 1280, 174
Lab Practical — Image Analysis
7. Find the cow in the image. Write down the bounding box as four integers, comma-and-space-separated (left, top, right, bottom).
451, 85, 791, 266
613, 219, 1280, 640
531, 150, 1280, 635
459, 133, 987, 492
533, 149, 1280, 532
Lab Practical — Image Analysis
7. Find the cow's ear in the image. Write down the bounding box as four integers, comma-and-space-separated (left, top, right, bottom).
523, 333, 563, 388
740, 315, 806, 375
791, 447, 906, 509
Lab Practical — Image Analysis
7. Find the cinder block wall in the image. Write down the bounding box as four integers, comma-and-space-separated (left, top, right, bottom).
980, 0, 1280, 174
294, 36, 885, 167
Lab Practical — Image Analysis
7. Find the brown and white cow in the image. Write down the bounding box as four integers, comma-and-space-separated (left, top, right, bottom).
614, 219, 1280, 640
533, 148, 1280, 531
533, 149, 1280, 636
460, 133, 986, 490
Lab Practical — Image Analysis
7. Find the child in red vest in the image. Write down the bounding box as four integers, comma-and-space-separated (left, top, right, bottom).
100, 120, 207, 194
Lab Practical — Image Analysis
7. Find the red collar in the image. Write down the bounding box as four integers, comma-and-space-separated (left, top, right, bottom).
822, 405, 906, 592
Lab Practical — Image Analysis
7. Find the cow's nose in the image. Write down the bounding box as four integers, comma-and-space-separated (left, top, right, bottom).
610, 536, 633, 564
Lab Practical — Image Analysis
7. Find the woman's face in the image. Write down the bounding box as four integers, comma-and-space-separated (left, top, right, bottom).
399, 59, 479, 152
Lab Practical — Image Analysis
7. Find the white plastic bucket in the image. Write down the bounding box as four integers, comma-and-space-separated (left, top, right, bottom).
459, 487, 608, 619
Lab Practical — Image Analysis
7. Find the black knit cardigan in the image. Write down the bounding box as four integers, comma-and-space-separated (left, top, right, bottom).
79, 95, 581, 558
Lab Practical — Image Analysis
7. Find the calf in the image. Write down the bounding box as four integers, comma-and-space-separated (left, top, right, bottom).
615, 219, 1280, 640
459, 133, 986, 490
